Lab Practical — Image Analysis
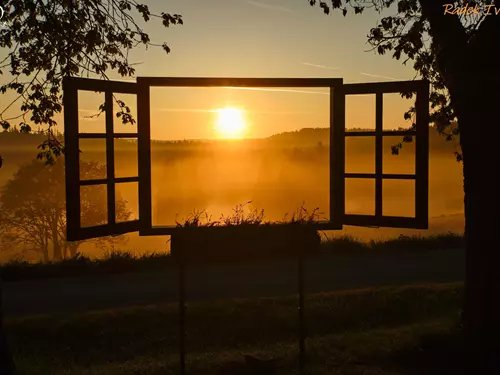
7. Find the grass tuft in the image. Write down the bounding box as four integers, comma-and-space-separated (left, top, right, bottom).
175, 201, 324, 228
321, 232, 464, 255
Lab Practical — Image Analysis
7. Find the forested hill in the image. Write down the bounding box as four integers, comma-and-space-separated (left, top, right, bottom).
0, 131, 63, 150
0, 126, 459, 155
266, 126, 459, 154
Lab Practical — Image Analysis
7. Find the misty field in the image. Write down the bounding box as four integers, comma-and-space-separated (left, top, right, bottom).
1, 128, 466, 374
5, 283, 464, 375
82, 128, 464, 224
0, 127, 464, 260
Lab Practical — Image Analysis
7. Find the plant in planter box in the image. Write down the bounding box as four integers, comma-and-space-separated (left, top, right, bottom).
171, 202, 322, 263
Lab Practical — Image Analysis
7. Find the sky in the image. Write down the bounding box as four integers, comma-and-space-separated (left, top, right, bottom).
2, 0, 418, 140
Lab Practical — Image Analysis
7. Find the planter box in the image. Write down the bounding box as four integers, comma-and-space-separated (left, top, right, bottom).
170, 224, 321, 263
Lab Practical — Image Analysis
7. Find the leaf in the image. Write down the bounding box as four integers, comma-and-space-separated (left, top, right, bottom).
342, 8, 347, 16
320, 2, 330, 14
370, 27, 383, 41
19, 122, 31, 133
403, 135, 413, 143
398, 0, 410, 13
0, 120, 10, 130
381, 17, 393, 30
354, 6, 364, 14
400, 91, 413, 99
331, 0, 342, 8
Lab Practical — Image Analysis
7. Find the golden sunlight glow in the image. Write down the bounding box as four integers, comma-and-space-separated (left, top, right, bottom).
214, 107, 247, 139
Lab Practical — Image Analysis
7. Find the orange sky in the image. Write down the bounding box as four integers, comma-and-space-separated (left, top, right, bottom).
78, 86, 414, 140
0, 0, 418, 140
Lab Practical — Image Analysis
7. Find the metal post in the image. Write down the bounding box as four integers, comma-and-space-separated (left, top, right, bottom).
298, 244, 305, 375
173, 235, 186, 375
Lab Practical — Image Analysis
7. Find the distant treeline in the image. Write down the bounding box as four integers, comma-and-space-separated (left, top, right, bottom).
0, 126, 459, 154
266, 126, 459, 154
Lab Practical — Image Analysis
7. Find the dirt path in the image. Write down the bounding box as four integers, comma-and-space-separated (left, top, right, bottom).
2, 248, 464, 316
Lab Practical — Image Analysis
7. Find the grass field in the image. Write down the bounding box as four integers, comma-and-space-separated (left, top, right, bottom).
0, 233, 464, 281
5, 283, 465, 375
0, 128, 465, 262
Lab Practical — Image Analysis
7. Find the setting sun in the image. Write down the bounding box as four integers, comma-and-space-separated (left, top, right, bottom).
214, 107, 247, 139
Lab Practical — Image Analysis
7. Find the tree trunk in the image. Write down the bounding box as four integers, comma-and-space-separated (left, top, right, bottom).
42, 228, 49, 262
42, 244, 49, 263
51, 223, 62, 261
68, 242, 79, 258
457, 76, 500, 373
441, 13, 500, 373
52, 241, 62, 261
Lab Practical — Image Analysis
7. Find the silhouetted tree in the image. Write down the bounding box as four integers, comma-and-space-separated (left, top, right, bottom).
308, 0, 500, 372
0, 159, 131, 261
0, 1, 181, 371
0, 0, 182, 165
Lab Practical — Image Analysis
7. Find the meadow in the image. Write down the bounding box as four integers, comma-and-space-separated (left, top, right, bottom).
4, 283, 464, 375
0, 233, 463, 281
0, 129, 466, 375
0, 126, 464, 261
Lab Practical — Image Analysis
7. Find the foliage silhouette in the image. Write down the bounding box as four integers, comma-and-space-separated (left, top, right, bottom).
0, 0, 182, 166
0, 159, 131, 261
0, 1, 182, 372
308, 1, 500, 373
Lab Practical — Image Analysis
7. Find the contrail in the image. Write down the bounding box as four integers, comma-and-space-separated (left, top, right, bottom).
301, 62, 339, 70
254, 110, 318, 115
157, 108, 212, 113
79, 109, 101, 113
359, 72, 401, 81
246, 0, 293, 13
221, 86, 329, 95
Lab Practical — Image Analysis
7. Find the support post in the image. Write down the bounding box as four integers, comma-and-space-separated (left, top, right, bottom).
298, 243, 306, 375
172, 235, 186, 375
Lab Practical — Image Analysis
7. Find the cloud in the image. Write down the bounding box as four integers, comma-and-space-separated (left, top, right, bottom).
301, 62, 339, 70
359, 72, 401, 81
246, 1, 293, 13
